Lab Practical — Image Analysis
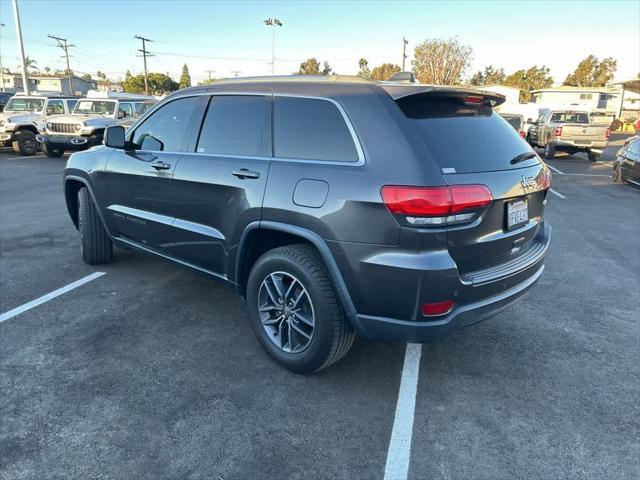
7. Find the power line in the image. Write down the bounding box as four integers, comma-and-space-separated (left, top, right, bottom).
47, 34, 75, 93
134, 35, 153, 95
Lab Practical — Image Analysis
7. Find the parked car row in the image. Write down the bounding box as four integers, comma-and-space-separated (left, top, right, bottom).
0, 90, 156, 157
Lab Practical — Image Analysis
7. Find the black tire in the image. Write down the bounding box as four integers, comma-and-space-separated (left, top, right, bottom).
12, 130, 39, 156
41, 143, 65, 158
543, 143, 556, 159
246, 244, 355, 374
566, 148, 579, 156
78, 187, 113, 265
587, 150, 601, 162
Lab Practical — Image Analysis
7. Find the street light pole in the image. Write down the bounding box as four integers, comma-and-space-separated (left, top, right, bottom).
402, 37, 408, 72
0, 23, 5, 92
263, 18, 282, 75
11, 0, 29, 95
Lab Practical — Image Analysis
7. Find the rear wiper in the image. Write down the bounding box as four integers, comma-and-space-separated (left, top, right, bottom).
510, 152, 537, 165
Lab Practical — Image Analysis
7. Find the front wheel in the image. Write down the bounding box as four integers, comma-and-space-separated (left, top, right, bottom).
587, 150, 601, 162
246, 244, 355, 374
78, 187, 113, 265
544, 143, 556, 159
12, 130, 39, 156
42, 143, 65, 158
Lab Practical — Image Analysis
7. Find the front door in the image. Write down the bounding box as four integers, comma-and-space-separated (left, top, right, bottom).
171, 94, 272, 277
103, 95, 204, 255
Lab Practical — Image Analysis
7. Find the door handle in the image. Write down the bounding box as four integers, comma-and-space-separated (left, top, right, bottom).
232, 169, 260, 179
150, 160, 171, 170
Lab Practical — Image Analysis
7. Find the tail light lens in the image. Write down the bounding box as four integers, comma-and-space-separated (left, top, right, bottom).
554, 126, 563, 137
538, 168, 552, 190
606, 127, 611, 139
519, 130, 526, 138
381, 185, 492, 226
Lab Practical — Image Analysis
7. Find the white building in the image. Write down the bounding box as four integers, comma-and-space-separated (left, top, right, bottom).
481, 85, 521, 108
529, 86, 625, 118
1, 74, 97, 95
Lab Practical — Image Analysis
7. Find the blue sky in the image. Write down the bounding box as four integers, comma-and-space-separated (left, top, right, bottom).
0, 0, 638, 83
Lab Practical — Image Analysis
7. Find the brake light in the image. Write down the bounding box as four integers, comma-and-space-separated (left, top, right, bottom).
519, 130, 526, 138
422, 300, 455, 317
463, 95, 484, 105
606, 127, 611, 139
554, 126, 563, 137
381, 185, 492, 226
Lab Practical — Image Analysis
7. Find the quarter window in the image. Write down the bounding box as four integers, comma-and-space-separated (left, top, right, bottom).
131, 96, 200, 152
196, 95, 271, 157
274, 97, 359, 162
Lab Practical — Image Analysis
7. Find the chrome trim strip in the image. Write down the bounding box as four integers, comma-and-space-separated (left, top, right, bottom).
172, 218, 225, 240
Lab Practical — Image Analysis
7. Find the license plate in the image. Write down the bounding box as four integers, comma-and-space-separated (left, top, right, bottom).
507, 199, 528, 230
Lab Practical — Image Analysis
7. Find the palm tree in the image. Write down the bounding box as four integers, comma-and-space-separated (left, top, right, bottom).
22, 57, 38, 73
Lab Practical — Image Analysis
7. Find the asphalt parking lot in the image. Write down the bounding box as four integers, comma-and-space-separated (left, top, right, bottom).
1, 136, 638, 480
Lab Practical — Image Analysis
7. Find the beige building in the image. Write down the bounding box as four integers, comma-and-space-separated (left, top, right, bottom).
1, 74, 97, 95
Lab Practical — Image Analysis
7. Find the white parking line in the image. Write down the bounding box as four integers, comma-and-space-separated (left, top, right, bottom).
0, 272, 106, 323
384, 343, 423, 480
550, 188, 566, 199
546, 164, 564, 175
4, 154, 44, 161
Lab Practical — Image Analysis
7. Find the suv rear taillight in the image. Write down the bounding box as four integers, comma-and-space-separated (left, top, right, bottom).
606, 127, 611, 139
381, 185, 492, 226
554, 126, 563, 137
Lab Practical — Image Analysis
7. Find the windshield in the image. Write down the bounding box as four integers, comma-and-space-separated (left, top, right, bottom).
397, 96, 538, 174
137, 102, 155, 115
73, 100, 116, 116
4, 97, 45, 113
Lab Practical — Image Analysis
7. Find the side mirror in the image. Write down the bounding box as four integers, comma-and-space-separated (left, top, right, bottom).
104, 126, 126, 149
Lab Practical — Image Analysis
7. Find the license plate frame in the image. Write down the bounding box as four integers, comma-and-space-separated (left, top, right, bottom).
506, 199, 529, 230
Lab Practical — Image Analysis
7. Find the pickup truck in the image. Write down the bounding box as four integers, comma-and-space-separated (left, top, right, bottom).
0, 94, 79, 155
528, 109, 611, 161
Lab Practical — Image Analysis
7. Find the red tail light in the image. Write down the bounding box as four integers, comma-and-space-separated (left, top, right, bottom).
381, 185, 492, 217
463, 95, 484, 105
554, 126, 563, 137
606, 127, 611, 139
519, 130, 526, 138
422, 300, 455, 317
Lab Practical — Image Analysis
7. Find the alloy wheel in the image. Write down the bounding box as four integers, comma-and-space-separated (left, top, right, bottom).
258, 271, 315, 353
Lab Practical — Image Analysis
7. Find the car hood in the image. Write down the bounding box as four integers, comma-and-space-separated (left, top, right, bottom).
51, 115, 116, 128
0, 112, 43, 124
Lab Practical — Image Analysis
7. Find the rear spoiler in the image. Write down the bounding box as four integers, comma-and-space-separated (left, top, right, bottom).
380, 84, 506, 107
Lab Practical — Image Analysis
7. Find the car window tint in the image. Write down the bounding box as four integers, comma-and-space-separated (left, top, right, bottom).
196, 95, 271, 157
131, 96, 199, 152
274, 97, 359, 162
47, 100, 64, 114
119, 103, 133, 118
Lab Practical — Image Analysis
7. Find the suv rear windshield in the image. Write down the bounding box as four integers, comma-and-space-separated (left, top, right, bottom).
397, 95, 538, 174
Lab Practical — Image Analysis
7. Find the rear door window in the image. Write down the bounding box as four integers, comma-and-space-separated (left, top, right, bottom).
196, 95, 271, 157
274, 97, 359, 162
397, 95, 538, 174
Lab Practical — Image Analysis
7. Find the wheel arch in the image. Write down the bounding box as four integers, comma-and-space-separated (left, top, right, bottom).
235, 221, 357, 322
64, 175, 111, 236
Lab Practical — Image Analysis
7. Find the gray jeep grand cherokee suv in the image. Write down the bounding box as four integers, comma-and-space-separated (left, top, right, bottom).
63, 75, 552, 373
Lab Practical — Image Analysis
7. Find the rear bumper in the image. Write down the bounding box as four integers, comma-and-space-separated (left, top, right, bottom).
333, 221, 551, 342
556, 140, 608, 150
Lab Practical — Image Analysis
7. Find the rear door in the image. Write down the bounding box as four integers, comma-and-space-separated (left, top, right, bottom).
170, 94, 272, 276
104, 95, 204, 254
396, 94, 549, 274
622, 139, 640, 182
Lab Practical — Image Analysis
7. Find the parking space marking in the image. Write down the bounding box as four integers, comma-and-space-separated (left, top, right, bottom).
546, 164, 564, 175
4, 155, 44, 161
549, 188, 566, 199
0, 272, 106, 323
384, 343, 422, 480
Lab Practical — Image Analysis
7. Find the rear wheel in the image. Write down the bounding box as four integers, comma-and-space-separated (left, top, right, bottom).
42, 143, 65, 158
12, 130, 39, 156
587, 150, 601, 162
543, 143, 556, 159
612, 165, 625, 183
246, 244, 355, 374
78, 187, 112, 265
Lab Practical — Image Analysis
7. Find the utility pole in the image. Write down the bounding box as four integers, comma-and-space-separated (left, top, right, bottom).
206, 69, 215, 81
11, 0, 29, 94
0, 23, 5, 92
231, 70, 241, 79
134, 35, 154, 95
263, 18, 282, 75
47, 34, 74, 94
402, 37, 408, 72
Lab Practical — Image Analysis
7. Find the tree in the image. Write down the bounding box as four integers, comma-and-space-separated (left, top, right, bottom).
411, 37, 472, 85
124, 70, 133, 82
370, 63, 401, 81
81, 73, 92, 80
179, 64, 191, 89
357, 58, 370, 78
297, 58, 332, 75
504, 65, 553, 102
123, 72, 178, 95
23, 56, 38, 73
469, 65, 506, 86
44, 66, 51, 74
563, 55, 617, 87
96, 71, 107, 80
